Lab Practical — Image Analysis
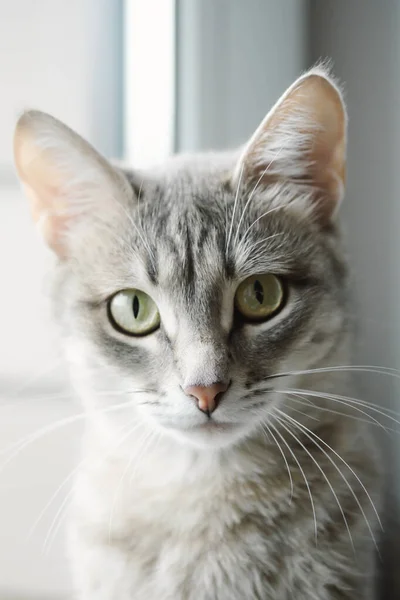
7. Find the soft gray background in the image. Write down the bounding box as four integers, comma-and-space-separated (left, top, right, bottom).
310, 3, 400, 597
0, 1, 398, 598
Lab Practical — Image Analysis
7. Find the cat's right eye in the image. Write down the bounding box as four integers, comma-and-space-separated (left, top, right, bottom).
108, 289, 160, 336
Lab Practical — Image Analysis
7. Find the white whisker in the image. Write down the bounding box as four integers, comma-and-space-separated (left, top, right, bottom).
0, 387, 155, 411
265, 420, 318, 544
27, 417, 142, 542
241, 232, 285, 254
285, 394, 398, 431
0, 399, 141, 472
233, 145, 286, 249
238, 205, 287, 255
277, 388, 399, 429
225, 163, 244, 256
275, 408, 382, 532
31, 467, 78, 546
114, 195, 156, 269
272, 414, 355, 555
268, 364, 400, 384
42, 487, 73, 555
281, 402, 320, 422
260, 422, 293, 502
282, 391, 389, 432
136, 178, 144, 231
274, 410, 381, 556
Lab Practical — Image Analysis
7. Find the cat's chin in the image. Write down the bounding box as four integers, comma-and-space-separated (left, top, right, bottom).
164, 420, 247, 449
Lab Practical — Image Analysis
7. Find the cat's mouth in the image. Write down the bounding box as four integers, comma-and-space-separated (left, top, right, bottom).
190, 420, 237, 433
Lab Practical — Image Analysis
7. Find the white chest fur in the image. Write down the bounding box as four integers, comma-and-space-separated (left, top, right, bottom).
69, 431, 294, 600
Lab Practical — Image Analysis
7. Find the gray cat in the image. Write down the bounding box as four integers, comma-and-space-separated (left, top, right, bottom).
14, 66, 381, 599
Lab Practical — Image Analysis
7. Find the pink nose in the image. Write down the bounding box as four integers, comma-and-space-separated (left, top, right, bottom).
184, 382, 229, 415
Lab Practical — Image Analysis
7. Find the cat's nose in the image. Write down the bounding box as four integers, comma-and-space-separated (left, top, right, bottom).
184, 381, 229, 416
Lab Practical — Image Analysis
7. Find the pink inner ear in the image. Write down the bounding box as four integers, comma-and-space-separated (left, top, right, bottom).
15, 133, 74, 256
236, 71, 347, 224
14, 109, 131, 258
22, 181, 70, 256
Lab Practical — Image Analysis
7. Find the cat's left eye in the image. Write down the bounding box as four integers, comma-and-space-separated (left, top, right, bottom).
235, 274, 285, 322
108, 289, 160, 336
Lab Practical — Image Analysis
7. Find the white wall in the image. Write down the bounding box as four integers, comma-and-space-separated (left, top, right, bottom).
0, 2, 121, 597
0, 0, 122, 390
0, 0, 122, 171
0, 0, 122, 391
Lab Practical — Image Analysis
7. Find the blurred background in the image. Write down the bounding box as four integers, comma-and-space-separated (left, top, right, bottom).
0, 1, 399, 598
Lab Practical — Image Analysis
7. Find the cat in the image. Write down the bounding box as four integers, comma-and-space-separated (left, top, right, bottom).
13, 65, 382, 600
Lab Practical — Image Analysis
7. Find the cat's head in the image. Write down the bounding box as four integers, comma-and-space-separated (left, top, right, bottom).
14, 66, 349, 449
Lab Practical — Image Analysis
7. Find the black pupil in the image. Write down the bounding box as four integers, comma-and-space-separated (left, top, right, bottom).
253, 280, 264, 305
132, 295, 140, 319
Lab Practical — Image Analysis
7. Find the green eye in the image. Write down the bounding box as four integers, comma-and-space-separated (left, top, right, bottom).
235, 274, 285, 321
108, 289, 160, 336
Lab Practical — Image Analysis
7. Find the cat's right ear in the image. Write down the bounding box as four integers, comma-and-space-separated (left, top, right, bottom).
233, 66, 347, 225
14, 111, 130, 258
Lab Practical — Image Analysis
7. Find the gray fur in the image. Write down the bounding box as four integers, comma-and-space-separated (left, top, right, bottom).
49, 151, 381, 600
14, 69, 382, 600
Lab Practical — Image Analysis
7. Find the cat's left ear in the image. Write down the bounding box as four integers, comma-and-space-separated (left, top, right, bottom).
234, 66, 347, 224
14, 110, 131, 258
